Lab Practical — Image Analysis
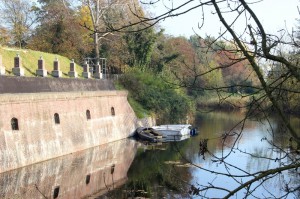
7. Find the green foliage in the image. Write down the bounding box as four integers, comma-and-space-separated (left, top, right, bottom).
28, 0, 91, 61
124, 28, 161, 70
118, 68, 194, 123
266, 62, 300, 115
150, 34, 180, 73
128, 98, 151, 119
125, 179, 152, 198
188, 35, 260, 95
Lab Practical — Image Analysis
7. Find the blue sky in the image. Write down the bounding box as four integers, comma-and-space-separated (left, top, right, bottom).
148, 0, 299, 38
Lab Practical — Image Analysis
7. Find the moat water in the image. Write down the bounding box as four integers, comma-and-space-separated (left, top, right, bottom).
0, 111, 299, 198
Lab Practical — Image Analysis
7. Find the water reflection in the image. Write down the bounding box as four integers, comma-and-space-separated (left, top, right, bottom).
0, 139, 138, 199
4, 112, 297, 198
162, 134, 191, 142
190, 111, 300, 198
106, 111, 299, 198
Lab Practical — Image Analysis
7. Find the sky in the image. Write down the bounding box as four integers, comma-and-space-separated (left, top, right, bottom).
147, 0, 300, 38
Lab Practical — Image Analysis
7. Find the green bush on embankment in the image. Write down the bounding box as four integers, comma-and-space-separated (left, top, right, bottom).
0, 46, 83, 78
116, 68, 194, 123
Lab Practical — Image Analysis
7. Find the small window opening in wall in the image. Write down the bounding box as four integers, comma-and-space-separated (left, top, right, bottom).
54, 113, 60, 124
111, 164, 115, 174
111, 107, 115, 116
86, 174, 91, 185
11, 117, 19, 130
86, 110, 91, 120
53, 186, 60, 199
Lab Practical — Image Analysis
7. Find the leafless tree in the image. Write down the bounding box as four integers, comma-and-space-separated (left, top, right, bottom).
80, 0, 136, 61
112, 0, 300, 139
105, 0, 300, 198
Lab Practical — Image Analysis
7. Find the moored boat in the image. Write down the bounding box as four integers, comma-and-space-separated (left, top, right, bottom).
152, 124, 196, 136
135, 127, 163, 142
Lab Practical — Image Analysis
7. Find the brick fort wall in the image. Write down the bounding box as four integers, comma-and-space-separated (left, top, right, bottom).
0, 76, 115, 93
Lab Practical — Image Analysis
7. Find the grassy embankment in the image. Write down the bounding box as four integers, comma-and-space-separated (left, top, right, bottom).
197, 92, 300, 116
0, 47, 152, 119
0, 46, 256, 117
0, 46, 83, 77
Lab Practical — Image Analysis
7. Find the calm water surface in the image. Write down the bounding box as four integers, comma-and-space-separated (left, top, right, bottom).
105, 111, 299, 199
0, 111, 299, 199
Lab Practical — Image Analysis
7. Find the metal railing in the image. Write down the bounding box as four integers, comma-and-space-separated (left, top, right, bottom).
83, 57, 107, 79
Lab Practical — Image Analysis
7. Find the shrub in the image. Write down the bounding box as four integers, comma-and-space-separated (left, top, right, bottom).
118, 68, 193, 123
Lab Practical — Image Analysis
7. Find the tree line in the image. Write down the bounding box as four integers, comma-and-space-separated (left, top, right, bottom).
1, 0, 300, 198
0, 0, 299, 118
125, 0, 299, 198
0, 1, 299, 134
0, 0, 270, 114
0, 1, 257, 86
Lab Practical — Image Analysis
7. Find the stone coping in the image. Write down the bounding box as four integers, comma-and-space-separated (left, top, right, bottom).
0, 76, 115, 93
0, 90, 128, 103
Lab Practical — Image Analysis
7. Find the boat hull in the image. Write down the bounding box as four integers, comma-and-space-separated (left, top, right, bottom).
135, 127, 163, 142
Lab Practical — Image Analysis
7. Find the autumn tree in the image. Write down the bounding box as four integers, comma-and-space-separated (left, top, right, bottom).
0, 25, 9, 46
216, 49, 258, 94
113, 0, 300, 198
79, 0, 134, 62
76, 0, 144, 74
0, 0, 37, 48
28, 0, 91, 61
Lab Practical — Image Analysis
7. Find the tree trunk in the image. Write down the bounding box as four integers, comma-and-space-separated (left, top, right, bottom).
94, 32, 100, 62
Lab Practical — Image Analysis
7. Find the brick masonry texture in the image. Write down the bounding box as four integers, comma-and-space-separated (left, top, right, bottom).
0, 90, 155, 173
0, 77, 155, 173
0, 76, 115, 93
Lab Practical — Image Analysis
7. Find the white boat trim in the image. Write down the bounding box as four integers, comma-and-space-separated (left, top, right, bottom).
152, 124, 192, 136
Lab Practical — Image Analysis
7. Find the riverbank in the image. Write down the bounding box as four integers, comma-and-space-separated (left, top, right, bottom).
196, 95, 250, 111
196, 94, 300, 117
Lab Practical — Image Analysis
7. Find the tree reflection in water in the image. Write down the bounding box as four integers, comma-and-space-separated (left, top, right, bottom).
105, 111, 299, 198
3, 112, 297, 198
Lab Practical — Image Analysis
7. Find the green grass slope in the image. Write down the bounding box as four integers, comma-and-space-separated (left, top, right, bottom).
0, 47, 83, 78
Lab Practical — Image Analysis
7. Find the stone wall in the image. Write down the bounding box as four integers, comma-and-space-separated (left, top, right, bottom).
0, 76, 115, 93
0, 90, 141, 173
